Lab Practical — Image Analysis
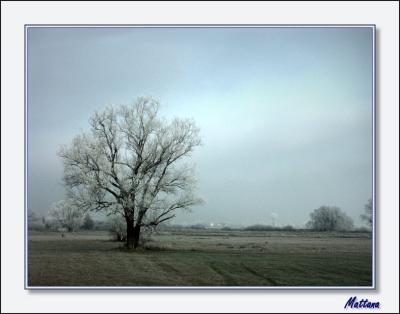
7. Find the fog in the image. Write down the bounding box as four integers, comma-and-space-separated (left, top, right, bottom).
27, 27, 373, 227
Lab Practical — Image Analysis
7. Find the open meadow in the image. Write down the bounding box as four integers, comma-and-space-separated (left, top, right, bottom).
28, 229, 372, 287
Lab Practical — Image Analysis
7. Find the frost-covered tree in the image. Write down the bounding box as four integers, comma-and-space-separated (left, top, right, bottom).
48, 199, 85, 232
59, 97, 202, 248
306, 206, 354, 231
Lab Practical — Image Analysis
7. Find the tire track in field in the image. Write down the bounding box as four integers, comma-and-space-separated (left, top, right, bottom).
241, 263, 278, 285
208, 262, 237, 285
156, 261, 182, 276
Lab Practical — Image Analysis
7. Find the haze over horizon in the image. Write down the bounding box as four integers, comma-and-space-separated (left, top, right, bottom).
27, 27, 373, 227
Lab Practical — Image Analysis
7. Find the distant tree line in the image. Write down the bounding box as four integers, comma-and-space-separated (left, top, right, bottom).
28, 210, 99, 232
28, 210, 150, 244
28, 199, 372, 234
244, 224, 294, 231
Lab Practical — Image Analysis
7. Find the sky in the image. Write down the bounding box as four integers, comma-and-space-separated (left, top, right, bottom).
27, 27, 373, 227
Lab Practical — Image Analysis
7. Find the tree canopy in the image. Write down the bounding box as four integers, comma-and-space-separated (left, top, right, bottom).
59, 97, 202, 248
306, 206, 354, 231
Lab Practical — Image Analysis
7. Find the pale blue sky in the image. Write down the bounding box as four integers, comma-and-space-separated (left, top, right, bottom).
27, 27, 373, 227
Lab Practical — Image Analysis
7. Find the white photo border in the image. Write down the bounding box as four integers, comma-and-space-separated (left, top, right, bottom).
2, 2, 399, 313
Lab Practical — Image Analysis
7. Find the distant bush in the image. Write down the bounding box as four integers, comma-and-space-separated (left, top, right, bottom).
246, 224, 273, 231
221, 226, 233, 231
306, 206, 354, 231
189, 224, 207, 230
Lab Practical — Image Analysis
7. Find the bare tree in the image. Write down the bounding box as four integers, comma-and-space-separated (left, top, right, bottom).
59, 97, 202, 248
306, 206, 354, 231
361, 198, 373, 228
28, 210, 45, 231
48, 199, 85, 232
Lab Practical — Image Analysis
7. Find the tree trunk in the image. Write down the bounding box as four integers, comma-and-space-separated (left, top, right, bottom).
126, 221, 141, 249
133, 225, 141, 249
126, 221, 134, 249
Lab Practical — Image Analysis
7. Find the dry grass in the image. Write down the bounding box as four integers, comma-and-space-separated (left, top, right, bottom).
28, 229, 372, 287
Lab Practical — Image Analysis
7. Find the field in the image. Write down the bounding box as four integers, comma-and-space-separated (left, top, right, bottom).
28, 229, 372, 287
